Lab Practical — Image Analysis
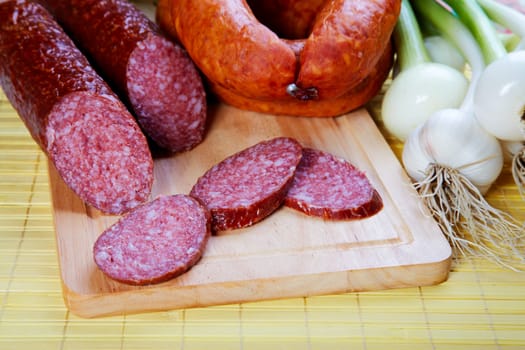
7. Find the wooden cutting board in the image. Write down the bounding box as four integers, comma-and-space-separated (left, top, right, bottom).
48, 103, 451, 318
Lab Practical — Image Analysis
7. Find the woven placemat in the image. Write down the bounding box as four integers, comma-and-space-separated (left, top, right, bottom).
1, 0, 525, 346
1, 86, 524, 349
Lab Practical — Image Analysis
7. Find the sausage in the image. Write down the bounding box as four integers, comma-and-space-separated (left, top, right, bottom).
0, 0, 153, 215
157, 0, 400, 117
156, 0, 179, 40
285, 148, 383, 220
190, 137, 303, 231
40, 0, 207, 153
246, 0, 326, 40
295, 0, 400, 99
208, 43, 393, 117
93, 195, 211, 285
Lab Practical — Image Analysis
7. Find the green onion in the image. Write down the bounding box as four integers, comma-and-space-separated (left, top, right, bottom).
393, 0, 431, 71
444, 0, 507, 63
477, 0, 525, 49
380, 0, 468, 141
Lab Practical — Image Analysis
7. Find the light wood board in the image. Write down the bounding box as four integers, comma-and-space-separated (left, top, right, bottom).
48, 104, 452, 318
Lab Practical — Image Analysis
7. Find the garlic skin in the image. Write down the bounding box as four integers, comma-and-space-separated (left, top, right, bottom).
502, 140, 525, 159
402, 108, 504, 194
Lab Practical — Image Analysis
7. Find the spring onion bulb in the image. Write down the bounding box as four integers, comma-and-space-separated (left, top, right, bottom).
443, 0, 525, 139
445, 0, 525, 200
405, 0, 524, 269
473, 50, 525, 142
381, 0, 468, 141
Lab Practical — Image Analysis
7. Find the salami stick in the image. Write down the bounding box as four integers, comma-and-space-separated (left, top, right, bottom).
0, 0, 153, 214
41, 0, 207, 153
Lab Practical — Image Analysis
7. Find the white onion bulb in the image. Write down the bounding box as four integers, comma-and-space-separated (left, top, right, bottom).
381, 63, 468, 141
474, 50, 525, 142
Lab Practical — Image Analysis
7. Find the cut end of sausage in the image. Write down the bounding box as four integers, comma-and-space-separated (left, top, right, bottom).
93, 194, 211, 285
284, 148, 383, 220
46, 92, 154, 215
127, 33, 207, 153
190, 137, 303, 231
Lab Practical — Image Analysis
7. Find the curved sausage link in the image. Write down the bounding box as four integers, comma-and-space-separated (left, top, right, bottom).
296, 0, 401, 99
209, 43, 394, 117
160, 0, 399, 115
166, 0, 297, 100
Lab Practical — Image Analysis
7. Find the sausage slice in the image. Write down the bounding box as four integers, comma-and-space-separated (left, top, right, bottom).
190, 137, 303, 231
285, 148, 383, 220
93, 195, 211, 285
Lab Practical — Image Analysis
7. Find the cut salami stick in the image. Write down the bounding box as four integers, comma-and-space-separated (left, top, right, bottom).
285, 148, 383, 220
93, 195, 211, 286
40, 0, 207, 153
0, 0, 153, 215
190, 137, 303, 231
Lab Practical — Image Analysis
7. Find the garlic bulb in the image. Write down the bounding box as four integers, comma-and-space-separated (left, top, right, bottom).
402, 108, 524, 270
403, 108, 503, 195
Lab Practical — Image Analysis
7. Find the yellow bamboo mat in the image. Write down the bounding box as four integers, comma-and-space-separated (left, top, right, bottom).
1, 85, 524, 350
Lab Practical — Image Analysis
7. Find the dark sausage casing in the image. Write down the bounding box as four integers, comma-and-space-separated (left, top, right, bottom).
41, 0, 207, 153
0, 0, 153, 214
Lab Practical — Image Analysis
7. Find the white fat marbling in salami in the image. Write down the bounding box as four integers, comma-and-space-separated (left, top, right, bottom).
93, 195, 211, 285
190, 137, 303, 231
47, 92, 153, 214
284, 148, 383, 220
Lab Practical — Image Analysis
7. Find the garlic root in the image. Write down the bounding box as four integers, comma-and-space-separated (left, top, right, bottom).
414, 164, 525, 271
511, 148, 525, 199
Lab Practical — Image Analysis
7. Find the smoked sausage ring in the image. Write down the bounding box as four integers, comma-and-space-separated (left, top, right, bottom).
157, 0, 401, 117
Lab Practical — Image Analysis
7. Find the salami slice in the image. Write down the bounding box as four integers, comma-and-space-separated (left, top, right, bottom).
190, 137, 303, 231
0, 0, 153, 214
284, 148, 383, 220
93, 195, 211, 285
40, 0, 207, 153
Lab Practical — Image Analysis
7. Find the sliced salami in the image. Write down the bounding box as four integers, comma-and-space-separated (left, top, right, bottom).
284, 148, 383, 220
40, 0, 207, 153
190, 137, 303, 231
93, 195, 211, 285
0, 0, 153, 214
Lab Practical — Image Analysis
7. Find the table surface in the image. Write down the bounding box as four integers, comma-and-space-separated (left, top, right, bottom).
1, 84, 524, 349
2, 0, 525, 347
